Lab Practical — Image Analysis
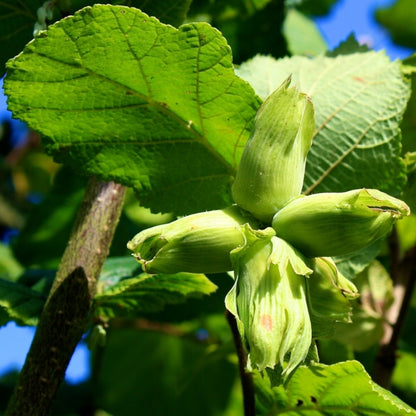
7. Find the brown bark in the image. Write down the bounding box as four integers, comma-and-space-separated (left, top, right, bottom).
5, 176, 126, 416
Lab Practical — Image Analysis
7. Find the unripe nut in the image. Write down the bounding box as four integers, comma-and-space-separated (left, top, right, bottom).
232, 77, 315, 223
127, 206, 257, 274
272, 188, 410, 257
225, 227, 313, 376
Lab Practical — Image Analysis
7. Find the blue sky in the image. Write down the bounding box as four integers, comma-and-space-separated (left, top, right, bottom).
0, 0, 414, 386
315, 0, 414, 59
0, 323, 90, 384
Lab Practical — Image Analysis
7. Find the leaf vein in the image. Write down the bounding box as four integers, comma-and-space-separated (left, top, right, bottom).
305, 118, 376, 194
110, 7, 153, 98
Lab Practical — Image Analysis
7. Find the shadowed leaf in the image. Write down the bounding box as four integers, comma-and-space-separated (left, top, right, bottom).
94, 256, 217, 319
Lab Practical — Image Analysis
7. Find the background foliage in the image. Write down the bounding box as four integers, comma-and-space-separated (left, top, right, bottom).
1, 0, 416, 415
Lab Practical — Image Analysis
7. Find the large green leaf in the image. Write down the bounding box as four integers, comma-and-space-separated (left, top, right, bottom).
94, 256, 218, 319
236, 52, 410, 196
255, 360, 416, 415
5, 5, 260, 215
0, 0, 192, 74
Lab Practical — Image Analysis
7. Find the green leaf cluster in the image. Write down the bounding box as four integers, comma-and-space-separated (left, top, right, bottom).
1, 1, 416, 415
4, 5, 261, 215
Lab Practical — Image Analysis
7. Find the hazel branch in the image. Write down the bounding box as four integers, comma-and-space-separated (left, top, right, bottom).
5, 177, 126, 416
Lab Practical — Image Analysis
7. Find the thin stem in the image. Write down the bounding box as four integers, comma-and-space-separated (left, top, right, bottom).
372, 229, 416, 388
5, 176, 126, 416
225, 309, 255, 416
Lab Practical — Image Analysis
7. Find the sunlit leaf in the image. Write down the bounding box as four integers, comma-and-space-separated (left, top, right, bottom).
0, 0, 192, 74
236, 52, 410, 197
4, 5, 260, 215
